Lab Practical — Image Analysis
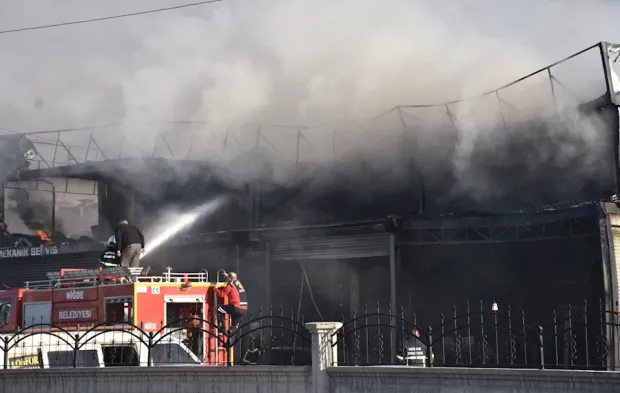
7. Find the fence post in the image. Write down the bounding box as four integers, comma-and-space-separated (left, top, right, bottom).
227, 332, 233, 367
427, 326, 433, 368
306, 322, 343, 393
147, 332, 153, 367
2, 337, 8, 369
73, 333, 80, 368
538, 326, 545, 370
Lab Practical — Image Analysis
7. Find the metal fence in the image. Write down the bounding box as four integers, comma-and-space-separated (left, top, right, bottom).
4, 299, 619, 370
1, 306, 310, 369
333, 299, 620, 371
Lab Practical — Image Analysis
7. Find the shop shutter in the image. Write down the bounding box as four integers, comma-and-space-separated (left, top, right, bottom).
271, 232, 389, 261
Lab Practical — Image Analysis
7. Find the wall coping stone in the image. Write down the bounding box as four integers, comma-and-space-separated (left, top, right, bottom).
328, 366, 620, 389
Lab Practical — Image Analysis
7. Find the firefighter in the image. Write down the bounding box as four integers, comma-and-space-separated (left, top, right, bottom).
182, 312, 202, 358
397, 328, 432, 367
99, 236, 120, 267
216, 272, 248, 333
114, 219, 145, 268
241, 344, 264, 365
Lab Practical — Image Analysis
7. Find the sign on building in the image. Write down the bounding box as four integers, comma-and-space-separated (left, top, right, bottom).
0, 245, 58, 259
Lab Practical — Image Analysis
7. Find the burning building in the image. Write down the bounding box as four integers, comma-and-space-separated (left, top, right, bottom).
0, 43, 619, 354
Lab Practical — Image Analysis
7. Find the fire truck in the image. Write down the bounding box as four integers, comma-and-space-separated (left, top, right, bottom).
0, 266, 233, 368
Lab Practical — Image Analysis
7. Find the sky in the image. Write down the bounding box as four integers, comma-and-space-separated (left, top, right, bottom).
0, 0, 618, 135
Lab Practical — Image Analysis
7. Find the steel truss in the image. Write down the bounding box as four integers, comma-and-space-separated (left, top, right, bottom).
398, 216, 599, 245
11, 43, 612, 175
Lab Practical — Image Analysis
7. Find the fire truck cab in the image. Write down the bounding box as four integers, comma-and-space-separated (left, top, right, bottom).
0, 330, 203, 369
0, 266, 232, 367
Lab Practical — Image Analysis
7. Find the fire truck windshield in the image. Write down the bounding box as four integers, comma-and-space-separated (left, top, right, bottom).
151, 343, 200, 365
47, 350, 99, 368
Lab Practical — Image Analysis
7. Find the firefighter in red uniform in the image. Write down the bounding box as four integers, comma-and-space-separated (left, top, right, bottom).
216, 272, 248, 333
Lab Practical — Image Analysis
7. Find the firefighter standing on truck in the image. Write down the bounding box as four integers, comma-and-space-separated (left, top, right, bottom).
114, 219, 145, 268
99, 236, 120, 267
99, 236, 121, 267
216, 272, 247, 333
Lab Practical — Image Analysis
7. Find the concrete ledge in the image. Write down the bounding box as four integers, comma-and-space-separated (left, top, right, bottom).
0, 366, 312, 393
328, 366, 620, 393
0, 365, 310, 377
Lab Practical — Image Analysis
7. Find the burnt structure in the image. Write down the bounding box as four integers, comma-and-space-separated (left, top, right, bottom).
1, 43, 620, 369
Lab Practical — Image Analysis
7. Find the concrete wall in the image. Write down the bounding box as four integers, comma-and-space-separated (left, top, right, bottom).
0, 322, 619, 393
1, 365, 618, 393
0, 366, 312, 393
329, 367, 620, 393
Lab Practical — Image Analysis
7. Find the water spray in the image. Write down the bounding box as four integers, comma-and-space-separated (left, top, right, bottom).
141, 195, 229, 259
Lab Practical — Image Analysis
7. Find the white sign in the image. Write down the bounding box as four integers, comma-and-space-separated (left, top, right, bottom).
58, 309, 92, 320
66, 290, 84, 301
0, 246, 58, 259
607, 44, 620, 96
151, 286, 160, 295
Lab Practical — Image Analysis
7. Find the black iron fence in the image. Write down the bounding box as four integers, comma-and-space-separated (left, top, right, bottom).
333, 300, 620, 371
4, 300, 620, 370
1, 306, 310, 369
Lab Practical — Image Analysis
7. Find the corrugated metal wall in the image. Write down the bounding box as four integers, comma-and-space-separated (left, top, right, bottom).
269, 257, 354, 323
271, 233, 389, 261
0, 252, 99, 288
157, 229, 390, 316
160, 243, 235, 275
239, 249, 267, 314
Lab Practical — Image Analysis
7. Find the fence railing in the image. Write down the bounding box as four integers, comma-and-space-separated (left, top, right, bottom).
332, 299, 620, 371
1, 307, 311, 369
3, 300, 620, 371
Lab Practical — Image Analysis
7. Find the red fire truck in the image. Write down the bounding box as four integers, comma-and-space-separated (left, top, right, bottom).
0, 266, 232, 367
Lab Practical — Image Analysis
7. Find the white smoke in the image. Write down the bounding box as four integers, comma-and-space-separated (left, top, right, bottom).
0, 0, 619, 208
0, 0, 617, 131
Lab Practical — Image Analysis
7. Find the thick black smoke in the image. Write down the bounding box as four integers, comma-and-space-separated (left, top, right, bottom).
6, 190, 56, 232
1, 0, 620, 228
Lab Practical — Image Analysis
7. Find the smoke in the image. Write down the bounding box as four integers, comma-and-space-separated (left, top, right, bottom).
6, 189, 57, 232
1, 0, 620, 213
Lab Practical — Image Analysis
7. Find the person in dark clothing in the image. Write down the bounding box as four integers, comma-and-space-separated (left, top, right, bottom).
114, 220, 145, 268
397, 328, 432, 367
99, 236, 120, 267
182, 313, 203, 359
216, 272, 248, 333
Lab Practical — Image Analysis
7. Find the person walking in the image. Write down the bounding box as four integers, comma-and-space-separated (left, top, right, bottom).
114, 220, 145, 268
